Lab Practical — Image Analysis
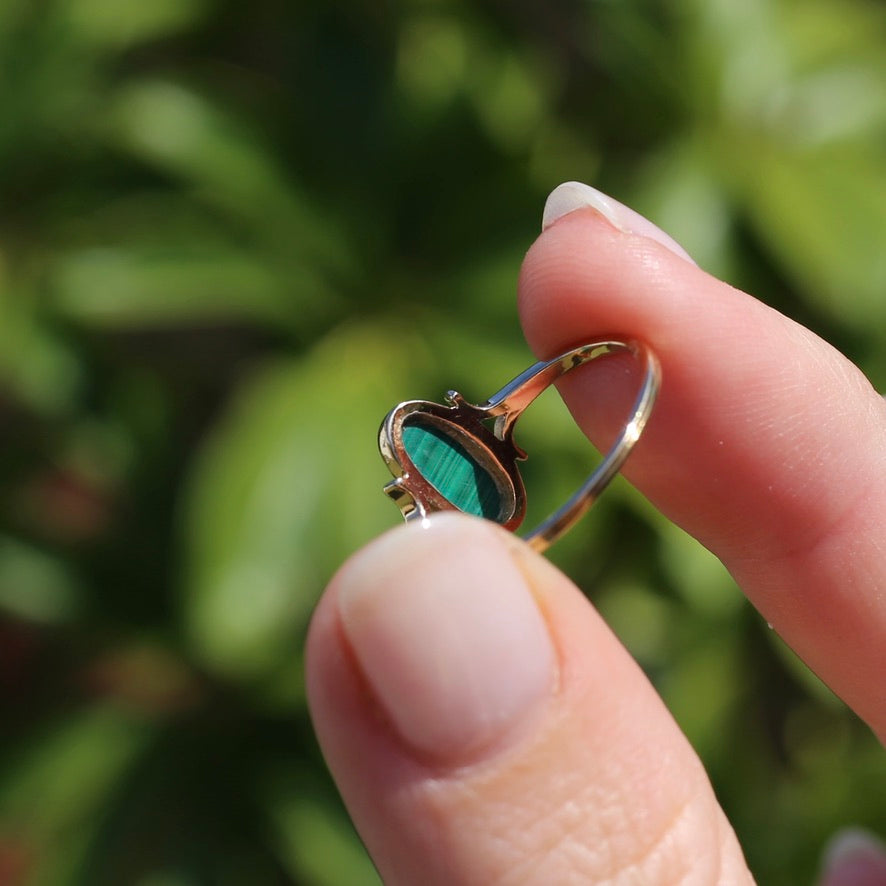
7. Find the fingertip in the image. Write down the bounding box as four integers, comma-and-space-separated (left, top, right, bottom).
307, 513, 752, 884
541, 181, 697, 265
329, 512, 558, 763
516, 195, 886, 738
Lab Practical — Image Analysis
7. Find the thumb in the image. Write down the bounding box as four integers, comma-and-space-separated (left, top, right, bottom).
306, 513, 752, 884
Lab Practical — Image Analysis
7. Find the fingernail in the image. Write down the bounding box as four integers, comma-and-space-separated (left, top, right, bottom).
336, 513, 556, 761
819, 828, 886, 886
542, 181, 696, 264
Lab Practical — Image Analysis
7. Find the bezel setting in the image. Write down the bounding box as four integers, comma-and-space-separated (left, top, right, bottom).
379, 391, 528, 530
378, 339, 661, 553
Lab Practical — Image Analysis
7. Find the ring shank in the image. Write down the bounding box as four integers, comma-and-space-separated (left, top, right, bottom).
486, 340, 661, 553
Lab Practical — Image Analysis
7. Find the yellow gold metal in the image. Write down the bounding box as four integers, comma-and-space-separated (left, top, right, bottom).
379, 339, 661, 553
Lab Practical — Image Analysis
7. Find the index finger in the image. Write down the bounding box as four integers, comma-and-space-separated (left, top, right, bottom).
518, 190, 886, 739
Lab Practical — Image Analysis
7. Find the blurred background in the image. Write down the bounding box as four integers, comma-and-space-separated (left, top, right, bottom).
0, 0, 885, 883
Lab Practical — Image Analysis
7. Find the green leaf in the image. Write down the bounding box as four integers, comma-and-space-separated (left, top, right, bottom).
767, 627, 844, 708
0, 707, 148, 831
0, 706, 150, 884
630, 139, 737, 276
0, 282, 83, 415
271, 798, 382, 886
658, 520, 744, 618
737, 142, 886, 328
108, 80, 351, 276
46, 189, 345, 332
57, 0, 209, 50
657, 631, 744, 757
50, 244, 324, 331
180, 323, 431, 680
596, 581, 677, 667
0, 536, 81, 623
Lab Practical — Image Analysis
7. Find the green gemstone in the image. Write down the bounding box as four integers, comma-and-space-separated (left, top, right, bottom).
402, 422, 503, 520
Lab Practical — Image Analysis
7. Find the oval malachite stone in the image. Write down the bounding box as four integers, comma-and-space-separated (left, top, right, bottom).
402, 422, 504, 520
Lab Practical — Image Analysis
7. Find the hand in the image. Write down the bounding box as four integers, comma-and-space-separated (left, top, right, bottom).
306, 183, 886, 884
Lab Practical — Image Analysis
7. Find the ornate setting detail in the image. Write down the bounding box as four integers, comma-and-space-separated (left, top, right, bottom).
379, 339, 660, 553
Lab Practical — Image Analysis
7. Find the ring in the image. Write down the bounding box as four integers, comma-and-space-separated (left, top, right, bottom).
378, 339, 661, 553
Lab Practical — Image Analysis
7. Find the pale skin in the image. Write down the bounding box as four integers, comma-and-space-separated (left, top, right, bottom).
306, 189, 886, 885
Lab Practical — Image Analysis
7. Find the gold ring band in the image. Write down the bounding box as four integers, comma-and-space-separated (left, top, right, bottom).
378, 339, 660, 552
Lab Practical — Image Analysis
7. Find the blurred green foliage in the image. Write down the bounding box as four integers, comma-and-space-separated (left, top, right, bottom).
0, 0, 884, 883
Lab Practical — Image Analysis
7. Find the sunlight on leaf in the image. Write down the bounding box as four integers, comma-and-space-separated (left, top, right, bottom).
109, 80, 352, 275
397, 14, 469, 107
272, 798, 382, 886
0, 536, 80, 623
0, 273, 83, 414
737, 143, 886, 326
51, 246, 315, 331
0, 706, 149, 838
180, 323, 432, 680
659, 521, 744, 618
58, 0, 209, 49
